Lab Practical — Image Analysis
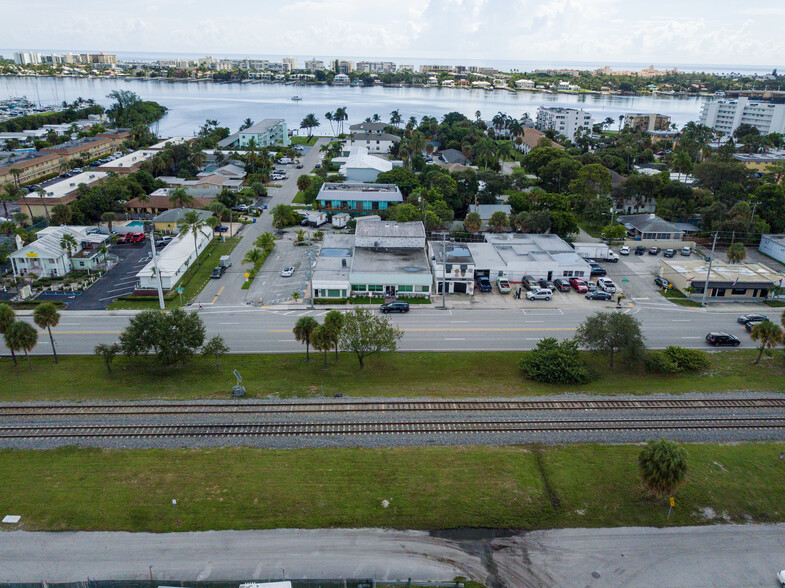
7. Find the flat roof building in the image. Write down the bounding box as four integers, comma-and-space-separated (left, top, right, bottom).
98, 149, 156, 175
316, 182, 403, 216
659, 258, 785, 301
17, 171, 108, 217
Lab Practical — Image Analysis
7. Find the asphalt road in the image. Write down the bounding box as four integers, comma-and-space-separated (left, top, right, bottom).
3, 524, 785, 586
0, 304, 768, 356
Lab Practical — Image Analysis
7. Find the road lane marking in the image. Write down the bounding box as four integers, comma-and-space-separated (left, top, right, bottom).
219, 322, 240, 325
444, 338, 465, 341
38, 330, 122, 334
267, 327, 577, 333
282, 311, 295, 316
682, 336, 702, 339
672, 319, 691, 322
211, 286, 225, 304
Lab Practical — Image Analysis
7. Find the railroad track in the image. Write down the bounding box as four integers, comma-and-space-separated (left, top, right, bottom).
3, 417, 785, 439
1, 397, 784, 417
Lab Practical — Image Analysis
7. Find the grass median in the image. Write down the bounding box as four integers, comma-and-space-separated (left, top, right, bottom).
1, 442, 782, 532
1, 349, 783, 401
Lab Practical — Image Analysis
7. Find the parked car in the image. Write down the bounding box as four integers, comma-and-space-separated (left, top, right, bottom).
680, 246, 692, 256
737, 314, 769, 325
585, 290, 612, 301
596, 277, 617, 293
154, 236, 173, 248
126, 233, 145, 244
663, 248, 676, 258
526, 288, 553, 301
705, 332, 740, 347
589, 263, 607, 277
745, 320, 764, 333
497, 277, 511, 294
569, 277, 588, 293
314, 163, 321, 168
296, 164, 303, 169
233, 204, 249, 212
635, 245, 646, 255
620, 245, 630, 255
654, 276, 672, 289
648, 246, 660, 255
538, 278, 556, 290
380, 301, 409, 313
476, 276, 492, 292
522, 275, 539, 290
776, 569, 785, 586
210, 265, 226, 279
552, 278, 571, 292
586, 280, 597, 292
281, 267, 295, 277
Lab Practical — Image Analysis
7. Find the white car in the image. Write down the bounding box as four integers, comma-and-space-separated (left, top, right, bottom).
620, 245, 630, 255
777, 569, 785, 586
597, 277, 617, 293
281, 267, 295, 277
526, 288, 553, 301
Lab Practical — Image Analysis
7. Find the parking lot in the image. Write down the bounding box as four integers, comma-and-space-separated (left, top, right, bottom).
247, 229, 317, 305
53, 241, 151, 310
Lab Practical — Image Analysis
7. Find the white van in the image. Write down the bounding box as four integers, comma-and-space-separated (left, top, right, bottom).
276, 157, 292, 165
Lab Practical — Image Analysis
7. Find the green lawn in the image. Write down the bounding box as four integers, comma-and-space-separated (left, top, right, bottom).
659, 288, 703, 308
108, 237, 240, 310
2, 349, 783, 402
577, 221, 603, 239
290, 136, 319, 146
292, 190, 306, 204
1, 442, 782, 532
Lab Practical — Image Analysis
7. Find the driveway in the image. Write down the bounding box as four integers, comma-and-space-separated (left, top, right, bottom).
195, 137, 331, 308
37, 242, 151, 310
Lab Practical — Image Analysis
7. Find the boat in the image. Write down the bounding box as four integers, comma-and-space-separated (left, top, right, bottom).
291, 93, 302, 101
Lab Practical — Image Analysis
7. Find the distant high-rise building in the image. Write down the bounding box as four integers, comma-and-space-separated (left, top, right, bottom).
625, 113, 672, 132
334, 60, 354, 74
305, 58, 325, 72
356, 61, 396, 74
282, 56, 297, 72
700, 97, 785, 136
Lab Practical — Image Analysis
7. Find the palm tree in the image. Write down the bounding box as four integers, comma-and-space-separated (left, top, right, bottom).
750, 321, 783, 364
177, 210, 208, 266
390, 109, 402, 127
168, 187, 193, 209
334, 107, 348, 134
473, 139, 497, 170
310, 324, 333, 368
255, 232, 275, 250
300, 113, 320, 138
474, 110, 481, 122
209, 201, 229, 235
50, 204, 72, 225
19, 188, 34, 223
638, 439, 687, 498
672, 150, 693, 181
323, 309, 344, 360
239, 118, 254, 131
293, 316, 318, 361
33, 302, 60, 363
60, 233, 78, 270
242, 247, 263, 267
618, 114, 625, 132
1, 183, 21, 220
324, 111, 335, 135
0, 303, 17, 367
35, 187, 50, 224
464, 211, 482, 234
727, 243, 747, 264
101, 212, 117, 234
5, 320, 38, 370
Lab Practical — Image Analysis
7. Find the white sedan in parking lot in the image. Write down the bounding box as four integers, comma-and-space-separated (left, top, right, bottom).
281, 267, 295, 277
620, 245, 630, 255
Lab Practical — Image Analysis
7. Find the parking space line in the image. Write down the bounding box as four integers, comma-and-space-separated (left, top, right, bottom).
282, 311, 295, 315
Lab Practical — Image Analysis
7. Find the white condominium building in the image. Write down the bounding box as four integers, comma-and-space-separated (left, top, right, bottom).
536, 107, 593, 140
700, 98, 785, 136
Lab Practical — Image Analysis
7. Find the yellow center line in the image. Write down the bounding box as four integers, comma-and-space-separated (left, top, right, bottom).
268, 327, 576, 333
211, 286, 225, 304
46, 331, 122, 335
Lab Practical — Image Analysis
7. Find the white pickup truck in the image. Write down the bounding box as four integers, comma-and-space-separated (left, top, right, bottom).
573, 243, 619, 262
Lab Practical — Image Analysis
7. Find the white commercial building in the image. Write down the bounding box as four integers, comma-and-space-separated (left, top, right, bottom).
536, 107, 593, 140
466, 233, 592, 284
759, 234, 785, 266
700, 97, 785, 136
429, 241, 476, 295
136, 226, 212, 290
9, 226, 109, 277
336, 146, 396, 182
311, 220, 432, 300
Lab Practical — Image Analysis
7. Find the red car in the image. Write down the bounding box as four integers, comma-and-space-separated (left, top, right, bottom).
126, 233, 145, 244
569, 277, 588, 293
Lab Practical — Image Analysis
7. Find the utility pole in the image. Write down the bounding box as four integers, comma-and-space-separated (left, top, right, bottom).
149, 229, 165, 310
701, 232, 718, 307
441, 231, 447, 309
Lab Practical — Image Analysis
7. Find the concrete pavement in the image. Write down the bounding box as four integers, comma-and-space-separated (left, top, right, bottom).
195, 139, 330, 308
3, 524, 785, 586
0, 304, 773, 356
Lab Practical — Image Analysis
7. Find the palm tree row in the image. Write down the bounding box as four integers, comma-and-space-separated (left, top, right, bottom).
293, 311, 345, 367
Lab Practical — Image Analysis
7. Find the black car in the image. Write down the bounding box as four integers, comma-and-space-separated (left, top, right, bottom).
745, 321, 764, 333
552, 278, 571, 292
635, 245, 646, 255
654, 276, 671, 289
210, 265, 226, 279
380, 301, 409, 313
663, 248, 676, 258
589, 264, 607, 277
585, 291, 612, 301
737, 314, 769, 325
705, 332, 741, 347
538, 278, 556, 290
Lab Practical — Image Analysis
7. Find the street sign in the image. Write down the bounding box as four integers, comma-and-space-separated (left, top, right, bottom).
244, 272, 250, 278
233, 369, 243, 383
176, 286, 184, 293
669, 497, 675, 507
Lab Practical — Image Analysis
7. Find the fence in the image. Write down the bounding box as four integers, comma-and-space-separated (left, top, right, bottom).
0, 581, 377, 588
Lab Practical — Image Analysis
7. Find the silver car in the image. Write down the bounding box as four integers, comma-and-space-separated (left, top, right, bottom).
596, 277, 617, 293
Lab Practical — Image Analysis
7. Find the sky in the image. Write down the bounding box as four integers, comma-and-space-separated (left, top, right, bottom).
3, 0, 784, 67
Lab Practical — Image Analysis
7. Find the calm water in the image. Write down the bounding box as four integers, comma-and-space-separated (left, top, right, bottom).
0, 76, 709, 136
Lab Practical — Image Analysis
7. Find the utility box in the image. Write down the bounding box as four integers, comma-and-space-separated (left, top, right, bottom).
332, 212, 350, 229
231, 385, 245, 398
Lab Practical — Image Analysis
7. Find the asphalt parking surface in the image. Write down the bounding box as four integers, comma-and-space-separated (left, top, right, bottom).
248, 229, 316, 304
57, 242, 152, 310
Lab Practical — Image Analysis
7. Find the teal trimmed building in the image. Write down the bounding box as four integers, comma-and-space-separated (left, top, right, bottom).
316, 182, 403, 216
